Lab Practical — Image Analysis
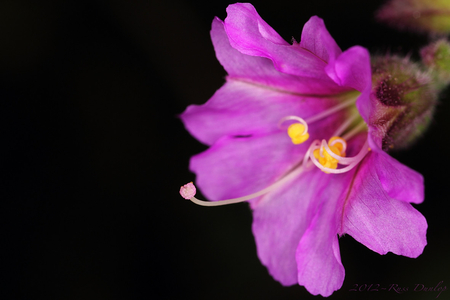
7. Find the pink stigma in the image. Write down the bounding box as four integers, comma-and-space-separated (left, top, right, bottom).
180, 182, 196, 199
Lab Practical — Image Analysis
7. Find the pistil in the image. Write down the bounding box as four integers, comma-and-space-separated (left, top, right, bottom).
180, 163, 307, 206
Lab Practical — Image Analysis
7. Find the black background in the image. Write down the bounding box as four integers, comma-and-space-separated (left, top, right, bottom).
1, 0, 449, 299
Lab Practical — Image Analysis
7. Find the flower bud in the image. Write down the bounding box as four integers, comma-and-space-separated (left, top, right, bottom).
377, 0, 450, 36
370, 55, 437, 151
420, 39, 450, 87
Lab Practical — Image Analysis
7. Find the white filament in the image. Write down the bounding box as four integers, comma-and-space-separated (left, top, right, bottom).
310, 139, 370, 174
278, 115, 309, 134
329, 137, 347, 153
188, 163, 306, 206
321, 139, 357, 164
304, 98, 356, 124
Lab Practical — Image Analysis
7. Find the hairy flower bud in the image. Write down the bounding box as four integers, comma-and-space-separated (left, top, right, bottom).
376, 0, 450, 36
420, 39, 450, 87
370, 55, 437, 151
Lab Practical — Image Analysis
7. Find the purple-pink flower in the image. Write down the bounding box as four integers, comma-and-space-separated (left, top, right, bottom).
180, 3, 427, 297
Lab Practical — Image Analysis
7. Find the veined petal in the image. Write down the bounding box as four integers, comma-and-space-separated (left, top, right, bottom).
295, 138, 365, 296
181, 80, 349, 146
325, 46, 375, 144
296, 220, 345, 297
374, 151, 424, 204
252, 168, 334, 286
224, 3, 343, 83
326, 46, 372, 92
341, 153, 427, 258
211, 17, 348, 95
300, 16, 342, 64
226, 3, 287, 46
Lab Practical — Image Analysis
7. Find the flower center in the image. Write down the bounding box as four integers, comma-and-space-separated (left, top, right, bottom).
279, 95, 370, 174
180, 97, 370, 206
313, 137, 346, 172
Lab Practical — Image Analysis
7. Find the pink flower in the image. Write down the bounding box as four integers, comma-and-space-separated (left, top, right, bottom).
180, 3, 427, 297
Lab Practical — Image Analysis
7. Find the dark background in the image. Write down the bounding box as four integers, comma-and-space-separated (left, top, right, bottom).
1, 0, 449, 299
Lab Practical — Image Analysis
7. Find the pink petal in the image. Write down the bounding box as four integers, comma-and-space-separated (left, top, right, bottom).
374, 151, 424, 204
324, 46, 375, 136
181, 80, 349, 146
341, 153, 427, 258
223, 4, 341, 83
326, 46, 372, 92
211, 17, 347, 95
226, 3, 287, 46
300, 16, 342, 64
251, 134, 364, 294
252, 168, 335, 286
295, 162, 360, 296
296, 222, 345, 297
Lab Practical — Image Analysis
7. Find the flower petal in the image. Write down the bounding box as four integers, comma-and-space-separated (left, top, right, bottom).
297, 227, 345, 297
300, 16, 342, 64
341, 153, 427, 258
252, 168, 334, 286
295, 171, 355, 296
181, 80, 349, 145
251, 135, 366, 294
374, 151, 424, 204
226, 3, 287, 46
211, 17, 346, 95
325, 46, 375, 144
223, 3, 343, 86
326, 46, 372, 92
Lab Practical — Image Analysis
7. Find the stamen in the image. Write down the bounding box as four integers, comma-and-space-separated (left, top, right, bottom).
312, 138, 346, 173
323, 138, 362, 165
288, 123, 309, 144
329, 137, 347, 154
304, 98, 356, 124
301, 141, 318, 170
310, 139, 370, 174
279, 98, 358, 145
180, 163, 306, 207
279, 116, 310, 144
278, 116, 309, 131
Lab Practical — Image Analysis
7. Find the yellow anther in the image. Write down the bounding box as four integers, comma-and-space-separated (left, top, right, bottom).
313, 137, 347, 173
328, 136, 347, 155
313, 148, 327, 165
323, 145, 341, 163
287, 123, 309, 144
